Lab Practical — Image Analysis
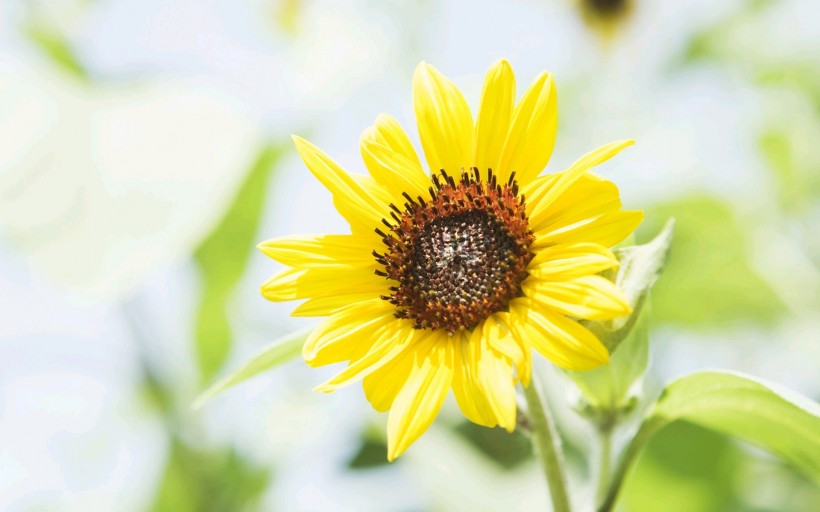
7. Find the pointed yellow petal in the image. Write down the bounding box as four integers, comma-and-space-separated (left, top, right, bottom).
314, 321, 420, 393
510, 298, 609, 370
485, 313, 529, 385
526, 173, 621, 232
533, 210, 644, 249
497, 72, 557, 185
302, 299, 393, 366
413, 62, 474, 174
387, 333, 454, 460
452, 331, 496, 427
257, 234, 375, 268
525, 140, 634, 223
473, 59, 515, 176
260, 266, 384, 301
291, 292, 382, 317
524, 275, 632, 320
360, 134, 430, 200
529, 243, 618, 279
363, 346, 415, 412
368, 113, 423, 168
473, 323, 517, 431
292, 135, 390, 233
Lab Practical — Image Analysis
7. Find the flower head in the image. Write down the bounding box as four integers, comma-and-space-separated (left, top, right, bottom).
259, 60, 642, 460
577, 0, 634, 39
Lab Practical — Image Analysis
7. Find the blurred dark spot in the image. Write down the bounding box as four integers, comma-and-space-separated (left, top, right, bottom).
454, 421, 532, 469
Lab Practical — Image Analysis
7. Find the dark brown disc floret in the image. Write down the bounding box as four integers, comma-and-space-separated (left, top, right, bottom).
373, 168, 534, 334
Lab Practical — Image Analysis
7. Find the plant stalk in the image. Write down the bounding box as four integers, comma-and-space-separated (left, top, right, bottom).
597, 420, 659, 512
523, 373, 573, 512
595, 424, 613, 507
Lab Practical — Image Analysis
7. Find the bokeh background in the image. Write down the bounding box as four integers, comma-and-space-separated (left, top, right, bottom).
1, 0, 819, 510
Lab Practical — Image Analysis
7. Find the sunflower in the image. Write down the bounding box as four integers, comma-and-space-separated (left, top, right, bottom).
576, 0, 634, 39
259, 60, 642, 460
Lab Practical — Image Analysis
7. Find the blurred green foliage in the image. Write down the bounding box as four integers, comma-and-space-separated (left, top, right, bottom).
454, 422, 533, 470
759, 127, 820, 212
348, 433, 391, 470
678, 0, 776, 66
641, 195, 784, 328
150, 439, 271, 512
25, 22, 87, 80
194, 144, 285, 383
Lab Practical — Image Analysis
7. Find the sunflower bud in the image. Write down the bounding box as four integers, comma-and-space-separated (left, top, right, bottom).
568, 219, 674, 421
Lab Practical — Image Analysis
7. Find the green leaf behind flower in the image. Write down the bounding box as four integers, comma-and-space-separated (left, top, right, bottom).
193, 143, 285, 382
192, 327, 310, 410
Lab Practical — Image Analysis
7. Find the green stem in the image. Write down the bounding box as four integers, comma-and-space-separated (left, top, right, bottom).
595, 424, 613, 507
597, 420, 660, 512
523, 373, 573, 512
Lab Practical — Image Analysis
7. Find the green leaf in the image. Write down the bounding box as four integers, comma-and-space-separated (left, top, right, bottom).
192, 327, 310, 410
645, 371, 820, 481
642, 195, 784, 328
623, 422, 743, 512
193, 143, 284, 382
569, 220, 673, 415
603, 371, 820, 511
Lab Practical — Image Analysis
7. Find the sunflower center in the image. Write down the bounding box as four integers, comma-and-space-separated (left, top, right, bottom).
587, 0, 627, 14
373, 169, 534, 333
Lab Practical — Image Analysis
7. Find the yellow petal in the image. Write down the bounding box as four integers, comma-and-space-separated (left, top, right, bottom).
257, 234, 375, 268
368, 113, 422, 168
472, 323, 517, 432
528, 242, 618, 279
302, 299, 394, 366
497, 72, 557, 185
486, 313, 531, 386
526, 173, 621, 232
291, 292, 383, 317
533, 210, 644, 249
260, 266, 385, 301
413, 62, 474, 174
314, 321, 421, 393
525, 140, 634, 223
361, 135, 430, 200
292, 135, 391, 234
387, 332, 454, 460
473, 59, 515, 175
360, 114, 430, 199
510, 298, 609, 370
363, 346, 415, 412
452, 331, 496, 427
524, 275, 632, 320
